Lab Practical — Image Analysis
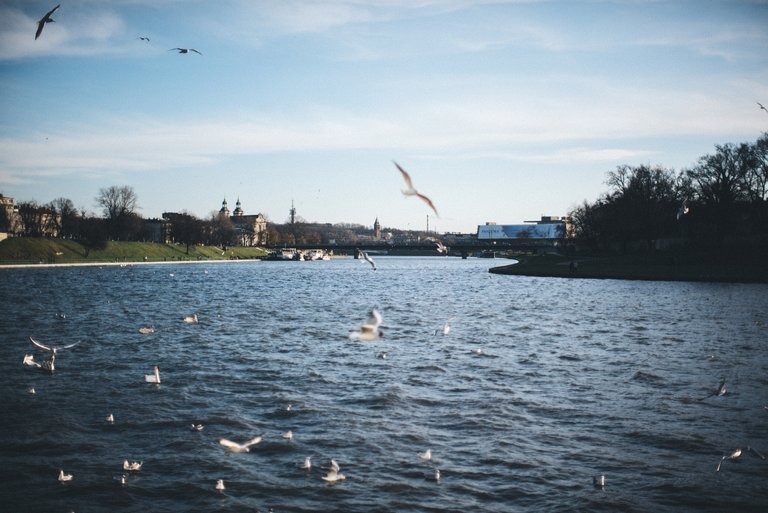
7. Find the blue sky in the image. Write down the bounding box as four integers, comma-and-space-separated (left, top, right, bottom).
1, 0, 767, 234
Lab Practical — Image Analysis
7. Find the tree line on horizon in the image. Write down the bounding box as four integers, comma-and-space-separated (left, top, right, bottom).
3, 132, 767, 253
568, 132, 768, 253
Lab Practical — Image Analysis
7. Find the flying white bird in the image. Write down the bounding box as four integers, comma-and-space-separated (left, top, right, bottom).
216, 479, 225, 491
58, 469, 73, 482
29, 336, 80, 354
349, 308, 384, 341
170, 47, 202, 55
716, 446, 765, 472
25, 337, 79, 373
434, 240, 448, 254
123, 460, 143, 471
676, 199, 690, 220
758, 101, 768, 114
322, 460, 345, 483
36, 4, 60, 40
359, 249, 376, 270
418, 449, 432, 461
218, 435, 264, 453
394, 161, 439, 217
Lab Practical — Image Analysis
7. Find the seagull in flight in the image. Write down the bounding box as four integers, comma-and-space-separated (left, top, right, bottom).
676, 199, 690, 220
359, 249, 376, 270
29, 336, 80, 354
218, 435, 264, 453
137, 36, 150, 42
758, 102, 768, 114
25, 337, 80, 373
322, 460, 346, 483
716, 446, 765, 472
170, 48, 202, 55
35, 4, 60, 40
394, 161, 439, 217
349, 308, 384, 341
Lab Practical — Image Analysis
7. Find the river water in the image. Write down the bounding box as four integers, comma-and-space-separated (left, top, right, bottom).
1, 257, 766, 513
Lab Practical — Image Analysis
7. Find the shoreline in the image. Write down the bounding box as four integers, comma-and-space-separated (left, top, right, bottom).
488, 254, 768, 284
0, 258, 262, 270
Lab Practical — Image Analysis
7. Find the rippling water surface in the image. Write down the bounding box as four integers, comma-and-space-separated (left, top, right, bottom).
1, 257, 767, 512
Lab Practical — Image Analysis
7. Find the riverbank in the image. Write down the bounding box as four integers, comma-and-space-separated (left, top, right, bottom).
488, 253, 768, 284
0, 238, 269, 267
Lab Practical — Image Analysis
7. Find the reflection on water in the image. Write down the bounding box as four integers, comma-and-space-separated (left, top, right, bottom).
1, 257, 767, 512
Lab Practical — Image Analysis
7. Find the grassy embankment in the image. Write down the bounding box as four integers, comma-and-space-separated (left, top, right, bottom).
0, 237, 268, 265
489, 252, 768, 284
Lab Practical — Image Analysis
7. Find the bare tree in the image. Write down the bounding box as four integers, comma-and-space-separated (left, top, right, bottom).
96, 185, 141, 240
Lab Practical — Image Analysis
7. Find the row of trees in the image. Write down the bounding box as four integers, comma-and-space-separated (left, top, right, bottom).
569, 133, 768, 252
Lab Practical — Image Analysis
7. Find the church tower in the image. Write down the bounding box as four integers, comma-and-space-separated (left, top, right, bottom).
233, 197, 244, 217
219, 198, 230, 218
373, 217, 381, 240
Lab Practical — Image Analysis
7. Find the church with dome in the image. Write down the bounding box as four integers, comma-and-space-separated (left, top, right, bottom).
218, 197, 268, 246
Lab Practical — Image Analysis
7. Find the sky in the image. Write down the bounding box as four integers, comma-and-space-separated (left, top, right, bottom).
1, 0, 767, 234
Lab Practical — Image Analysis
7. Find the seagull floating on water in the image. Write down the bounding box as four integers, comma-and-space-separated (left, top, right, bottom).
376, 351, 388, 359
139, 326, 155, 334
145, 365, 161, 384
300, 456, 312, 470
123, 460, 143, 472
282, 430, 294, 441
106, 413, 114, 424
58, 469, 73, 482
349, 308, 384, 341
190, 423, 204, 431
183, 314, 198, 324
394, 161, 439, 217
418, 449, 432, 461
434, 469, 441, 482
593, 475, 606, 489
170, 47, 202, 55
716, 379, 728, 396
36, 4, 60, 40
28, 386, 36, 395
219, 435, 264, 453
216, 479, 225, 491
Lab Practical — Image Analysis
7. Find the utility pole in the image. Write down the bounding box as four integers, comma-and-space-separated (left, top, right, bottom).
426, 214, 429, 234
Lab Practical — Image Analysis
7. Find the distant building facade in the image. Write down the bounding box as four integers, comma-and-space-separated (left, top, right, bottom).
219, 198, 268, 246
0, 194, 60, 240
477, 216, 571, 240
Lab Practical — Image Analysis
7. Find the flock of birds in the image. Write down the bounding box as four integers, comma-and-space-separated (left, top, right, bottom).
22, 303, 447, 497
34, 3, 201, 55
27, 1, 768, 503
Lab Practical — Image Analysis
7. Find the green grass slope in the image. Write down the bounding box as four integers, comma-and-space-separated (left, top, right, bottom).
0, 238, 268, 264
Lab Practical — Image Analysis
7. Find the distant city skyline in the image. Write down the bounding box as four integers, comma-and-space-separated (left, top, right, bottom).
1, 1, 767, 233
